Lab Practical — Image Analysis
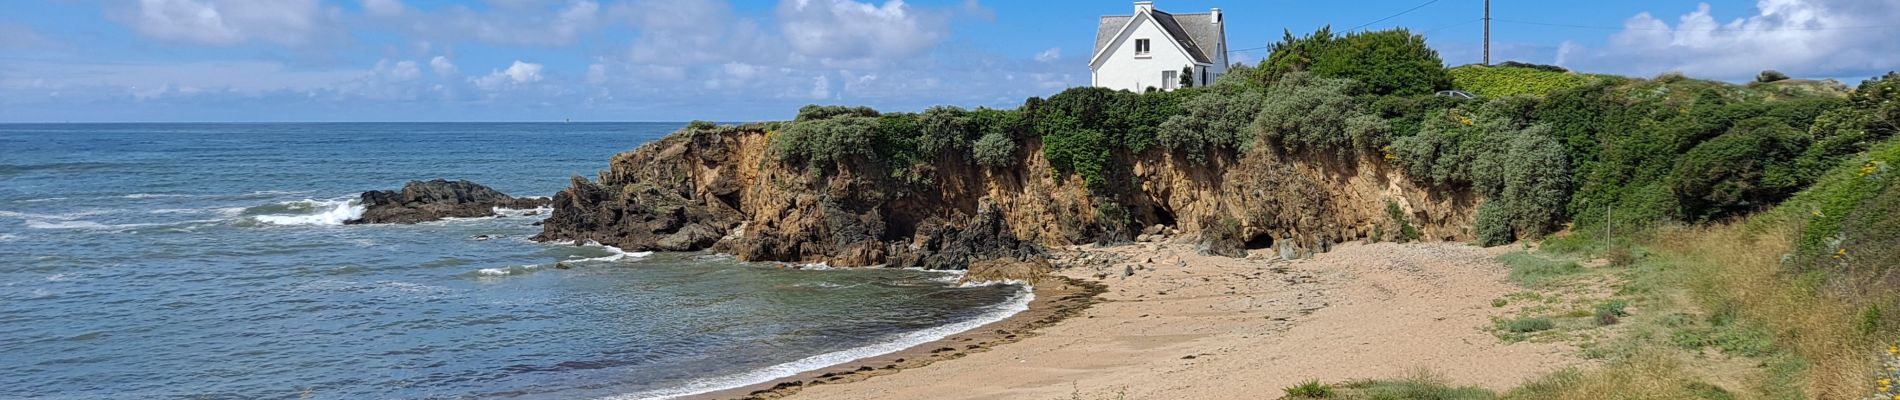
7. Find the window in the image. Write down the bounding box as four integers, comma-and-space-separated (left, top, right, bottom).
1162, 70, 1177, 90
1134, 39, 1150, 56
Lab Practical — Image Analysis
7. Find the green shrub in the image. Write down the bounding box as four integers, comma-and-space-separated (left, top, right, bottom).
1669, 117, 1809, 221
972, 131, 1017, 168
1157, 86, 1265, 163
1253, 73, 1387, 159
1475, 201, 1513, 247
1594, 300, 1630, 326
1756, 70, 1790, 83
1448, 65, 1594, 97
917, 106, 973, 155
770, 116, 879, 166
1263, 27, 1450, 96
1497, 61, 1567, 73
795, 104, 879, 122
687, 120, 717, 130
1495, 126, 1574, 237
1385, 201, 1421, 243
1284, 380, 1335, 398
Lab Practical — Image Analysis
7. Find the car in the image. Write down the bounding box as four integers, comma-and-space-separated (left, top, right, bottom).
1435, 90, 1477, 99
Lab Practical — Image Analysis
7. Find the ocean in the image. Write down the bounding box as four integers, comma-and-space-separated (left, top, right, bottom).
0, 123, 1028, 399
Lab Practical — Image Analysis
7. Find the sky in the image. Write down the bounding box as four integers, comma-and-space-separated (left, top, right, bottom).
2, 0, 1898, 122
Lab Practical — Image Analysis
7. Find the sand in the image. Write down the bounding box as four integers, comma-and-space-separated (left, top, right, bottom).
763, 241, 1591, 400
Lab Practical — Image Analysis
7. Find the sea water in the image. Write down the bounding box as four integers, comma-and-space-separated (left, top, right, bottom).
0, 123, 1026, 399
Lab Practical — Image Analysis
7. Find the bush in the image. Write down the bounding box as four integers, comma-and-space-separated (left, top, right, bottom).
917, 106, 973, 155
1495, 126, 1574, 237
1386, 200, 1421, 243
687, 120, 717, 130
1262, 27, 1451, 96
770, 116, 880, 166
1448, 65, 1594, 97
972, 131, 1017, 168
1498, 61, 1568, 73
1670, 117, 1808, 221
1253, 73, 1387, 159
1284, 380, 1335, 398
1756, 70, 1790, 83
1157, 87, 1265, 163
1475, 201, 1514, 246
795, 104, 879, 122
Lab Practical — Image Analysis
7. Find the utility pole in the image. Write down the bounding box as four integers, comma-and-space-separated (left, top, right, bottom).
1483, 0, 1491, 65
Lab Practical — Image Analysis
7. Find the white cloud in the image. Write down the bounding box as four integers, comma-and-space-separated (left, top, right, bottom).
1557, 0, 1900, 80
430, 56, 458, 76
364, 0, 603, 47
472, 60, 545, 90
777, 0, 948, 62
379, 60, 421, 81
809, 75, 830, 99
1034, 47, 1061, 63
121, 0, 335, 46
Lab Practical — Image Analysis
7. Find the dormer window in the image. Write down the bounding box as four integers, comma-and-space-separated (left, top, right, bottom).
1134, 39, 1151, 56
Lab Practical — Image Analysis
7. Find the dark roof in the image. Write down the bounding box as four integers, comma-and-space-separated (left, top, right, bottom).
1093, 9, 1223, 65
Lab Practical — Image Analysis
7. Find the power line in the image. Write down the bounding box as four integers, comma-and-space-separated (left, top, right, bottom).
1492, 18, 1900, 32
1421, 17, 1483, 36
1348, 0, 1443, 32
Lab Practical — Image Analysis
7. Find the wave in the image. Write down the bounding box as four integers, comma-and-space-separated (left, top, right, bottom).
121, 193, 193, 199
472, 244, 652, 277
248, 199, 365, 226
494, 205, 553, 218
0, 233, 16, 241
603, 284, 1034, 400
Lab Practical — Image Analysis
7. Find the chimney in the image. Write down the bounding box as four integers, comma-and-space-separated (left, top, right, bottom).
1211, 7, 1221, 24
1135, 1, 1153, 14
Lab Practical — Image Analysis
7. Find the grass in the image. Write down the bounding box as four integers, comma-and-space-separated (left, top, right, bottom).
1495, 251, 1585, 286
1501, 317, 1555, 333
1319, 369, 1497, 400
1284, 379, 1335, 398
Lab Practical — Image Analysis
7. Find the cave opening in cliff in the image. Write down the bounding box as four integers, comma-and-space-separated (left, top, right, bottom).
1150, 205, 1176, 227
1244, 233, 1275, 250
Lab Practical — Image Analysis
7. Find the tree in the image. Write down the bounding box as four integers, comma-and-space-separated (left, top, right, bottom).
1259, 27, 1450, 96
1180, 66, 1195, 88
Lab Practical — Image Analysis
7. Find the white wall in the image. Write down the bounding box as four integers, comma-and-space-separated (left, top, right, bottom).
1092, 17, 1206, 92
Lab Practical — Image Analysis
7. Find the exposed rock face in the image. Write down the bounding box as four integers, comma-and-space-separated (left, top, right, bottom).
345, 179, 550, 224
535, 126, 1478, 268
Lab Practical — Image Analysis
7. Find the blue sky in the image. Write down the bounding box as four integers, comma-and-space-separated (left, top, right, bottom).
3, 0, 1898, 122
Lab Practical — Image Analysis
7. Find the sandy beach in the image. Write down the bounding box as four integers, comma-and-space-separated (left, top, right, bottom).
726, 241, 1591, 400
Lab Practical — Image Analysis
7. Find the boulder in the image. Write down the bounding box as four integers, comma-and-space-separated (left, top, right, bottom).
346, 179, 550, 224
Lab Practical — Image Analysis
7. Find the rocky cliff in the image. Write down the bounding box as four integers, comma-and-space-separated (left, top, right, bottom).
533, 125, 1477, 269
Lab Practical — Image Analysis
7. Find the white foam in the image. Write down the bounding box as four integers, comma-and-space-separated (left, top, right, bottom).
24, 220, 113, 230
0, 234, 15, 241
494, 205, 553, 218
603, 285, 1035, 400
252, 199, 364, 226
122, 193, 190, 199
567, 243, 653, 263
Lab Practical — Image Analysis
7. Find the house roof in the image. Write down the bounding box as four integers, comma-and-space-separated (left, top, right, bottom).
1093, 10, 1221, 65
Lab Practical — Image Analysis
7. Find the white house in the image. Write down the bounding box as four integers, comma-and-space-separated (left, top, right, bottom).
1091, 1, 1228, 92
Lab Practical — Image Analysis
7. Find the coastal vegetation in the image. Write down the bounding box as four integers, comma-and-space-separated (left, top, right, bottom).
549, 25, 1900, 399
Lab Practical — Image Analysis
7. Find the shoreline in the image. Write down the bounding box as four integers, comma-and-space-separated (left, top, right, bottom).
781, 241, 1592, 399
684, 275, 1105, 400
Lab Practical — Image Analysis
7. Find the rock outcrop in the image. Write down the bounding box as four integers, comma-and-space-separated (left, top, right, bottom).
534, 125, 1478, 269
346, 179, 550, 224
